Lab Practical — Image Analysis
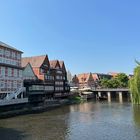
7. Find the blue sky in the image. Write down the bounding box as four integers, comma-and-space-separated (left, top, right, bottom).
0, 0, 140, 75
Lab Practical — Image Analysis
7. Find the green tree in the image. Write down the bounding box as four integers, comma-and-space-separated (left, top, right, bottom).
100, 73, 129, 88
115, 73, 129, 88
130, 65, 140, 104
100, 78, 110, 88
109, 79, 120, 88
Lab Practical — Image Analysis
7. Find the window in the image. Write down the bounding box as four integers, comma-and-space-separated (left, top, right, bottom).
19, 70, 22, 78
13, 81, 17, 88
0, 48, 4, 56
1, 67, 5, 76
8, 68, 12, 77
5, 50, 10, 57
14, 69, 17, 77
0, 80, 4, 88
12, 52, 15, 58
40, 68, 45, 74
17, 53, 21, 60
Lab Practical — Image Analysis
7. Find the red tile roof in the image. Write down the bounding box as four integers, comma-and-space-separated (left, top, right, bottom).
59, 61, 64, 68
59, 61, 66, 72
92, 73, 99, 81
22, 55, 48, 68
78, 73, 93, 83
50, 60, 60, 69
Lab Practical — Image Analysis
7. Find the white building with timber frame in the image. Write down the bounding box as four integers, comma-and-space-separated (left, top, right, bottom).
0, 41, 28, 106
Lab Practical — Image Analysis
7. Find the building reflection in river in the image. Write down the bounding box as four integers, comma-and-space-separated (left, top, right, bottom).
69, 102, 94, 123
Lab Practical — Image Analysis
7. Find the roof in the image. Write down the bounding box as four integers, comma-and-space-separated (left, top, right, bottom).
78, 73, 93, 83
0, 41, 22, 53
72, 75, 79, 83
59, 61, 64, 68
22, 55, 47, 68
92, 73, 99, 81
59, 61, 66, 72
108, 72, 119, 77
22, 62, 37, 77
92, 73, 112, 80
50, 60, 60, 68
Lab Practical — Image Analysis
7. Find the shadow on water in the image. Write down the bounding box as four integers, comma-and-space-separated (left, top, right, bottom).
0, 127, 25, 140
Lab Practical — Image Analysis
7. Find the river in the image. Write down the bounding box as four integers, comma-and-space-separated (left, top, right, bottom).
0, 101, 140, 140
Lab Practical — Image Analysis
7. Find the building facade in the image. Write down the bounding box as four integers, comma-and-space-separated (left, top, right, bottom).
0, 41, 23, 99
77, 73, 95, 89
50, 60, 70, 98
72, 75, 79, 88
71, 73, 114, 89
22, 55, 55, 102
22, 56, 70, 102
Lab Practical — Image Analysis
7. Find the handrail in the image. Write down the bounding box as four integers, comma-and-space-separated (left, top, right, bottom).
4, 87, 25, 100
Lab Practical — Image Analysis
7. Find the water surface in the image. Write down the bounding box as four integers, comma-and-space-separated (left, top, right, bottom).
0, 101, 140, 140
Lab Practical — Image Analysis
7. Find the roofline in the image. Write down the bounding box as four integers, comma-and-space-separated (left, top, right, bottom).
23, 54, 48, 58
0, 41, 23, 53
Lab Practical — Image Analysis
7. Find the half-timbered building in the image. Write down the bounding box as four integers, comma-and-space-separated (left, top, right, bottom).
0, 41, 27, 106
22, 55, 55, 102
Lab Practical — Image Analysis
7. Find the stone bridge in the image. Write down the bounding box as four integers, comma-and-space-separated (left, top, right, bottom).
91, 88, 131, 103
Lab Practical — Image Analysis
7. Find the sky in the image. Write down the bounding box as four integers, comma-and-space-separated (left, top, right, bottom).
0, 0, 140, 75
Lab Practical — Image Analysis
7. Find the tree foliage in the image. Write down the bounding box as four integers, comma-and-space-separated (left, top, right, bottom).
116, 73, 129, 88
130, 65, 140, 104
100, 73, 129, 88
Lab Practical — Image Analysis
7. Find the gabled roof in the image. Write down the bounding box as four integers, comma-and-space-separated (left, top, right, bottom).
50, 60, 60, 69
0, 41, 23, 53
59, 61, 66, 72
92, 73, 99, 81
72, 75, 79, 83
78, 73, 94, 83
59, 61, 64, 68
23, 62, 37, 78
22, 55, 48, 68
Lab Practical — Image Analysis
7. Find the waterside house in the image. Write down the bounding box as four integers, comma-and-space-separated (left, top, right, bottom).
77, 73, 95, 89
0, 41, 28, 106
50, 60, 70, 98
71, 75, 79, 88
22, 56, 70, 103
71, 73, 113, 89
22, 55, 55, 103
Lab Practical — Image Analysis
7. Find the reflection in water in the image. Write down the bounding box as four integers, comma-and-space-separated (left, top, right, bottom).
0, 102, 140, 140
0, 107, 70, 140
133, 105, 140, 127
0, 127, 25, 140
